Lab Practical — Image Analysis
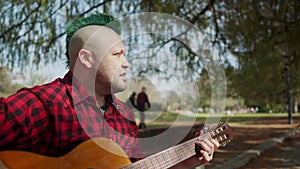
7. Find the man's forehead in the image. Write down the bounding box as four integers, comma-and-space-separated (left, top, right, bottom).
111, 43, 126, 51
71, 25, 123, 49
73, 25, 116, 39
75, 26, 123, 55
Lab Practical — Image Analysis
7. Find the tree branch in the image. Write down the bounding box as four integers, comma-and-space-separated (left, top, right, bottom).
190, 0, 215, 24
0, 1, 42, 39
77, 0, 114, 18
211, 2, 219, 45
45, 0, 114, 51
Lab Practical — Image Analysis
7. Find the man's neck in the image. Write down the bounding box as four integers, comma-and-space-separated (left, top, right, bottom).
96, 96, 106, 107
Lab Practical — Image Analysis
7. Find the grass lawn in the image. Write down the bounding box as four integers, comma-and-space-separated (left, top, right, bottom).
134, 111, 300, 129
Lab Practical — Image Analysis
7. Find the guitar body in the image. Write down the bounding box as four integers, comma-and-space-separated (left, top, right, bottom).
0, 123, 233, 169
0, 138, 131, 169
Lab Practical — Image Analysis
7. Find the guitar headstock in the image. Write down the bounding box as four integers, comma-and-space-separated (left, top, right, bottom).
204, 122, 233, 146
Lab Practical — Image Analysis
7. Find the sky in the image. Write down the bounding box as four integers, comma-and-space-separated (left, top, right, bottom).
43, 60, 69, 81
11, 58, 68, 86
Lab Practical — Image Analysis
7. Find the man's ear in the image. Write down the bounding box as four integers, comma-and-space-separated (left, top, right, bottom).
78, 49, 94, 68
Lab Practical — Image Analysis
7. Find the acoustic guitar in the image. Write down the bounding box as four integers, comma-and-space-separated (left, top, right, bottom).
0, 122, 233, 169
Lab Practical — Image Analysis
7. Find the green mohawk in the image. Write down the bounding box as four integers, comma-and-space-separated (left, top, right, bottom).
65, 12, 122, 66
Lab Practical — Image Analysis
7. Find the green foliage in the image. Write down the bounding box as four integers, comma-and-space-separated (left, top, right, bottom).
214, 0, 300, 107
0, 0, 212, 70
2, 0, 299, 110
139, 0, 209, 28
1, 1, 65, 68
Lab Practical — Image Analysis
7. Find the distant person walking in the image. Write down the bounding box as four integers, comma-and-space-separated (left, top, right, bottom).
137, 87, 151, 129
125, 92, 137, 111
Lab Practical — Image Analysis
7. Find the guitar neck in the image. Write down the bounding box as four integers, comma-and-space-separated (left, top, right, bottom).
122, 122, 233, 169
122, 134, 208, 169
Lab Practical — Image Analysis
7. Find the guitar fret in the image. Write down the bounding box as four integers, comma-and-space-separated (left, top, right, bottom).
153, 156, 159, 169
162, 149, 172, 168
157, 152, 168, 169
153, 149, 173, 169
152, 153, 168, 169
177, 145, 185, 160
163, 154, 172, 169
122, 137, 204, 169
148, 159, 154, 169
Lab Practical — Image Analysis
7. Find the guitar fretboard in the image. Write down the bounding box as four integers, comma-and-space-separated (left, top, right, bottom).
121, 134, 209, 169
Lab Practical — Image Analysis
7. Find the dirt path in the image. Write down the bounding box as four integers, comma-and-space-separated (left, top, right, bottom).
239, 128, 300, 168
138, 115, 300, 169
205, 116, 300, 169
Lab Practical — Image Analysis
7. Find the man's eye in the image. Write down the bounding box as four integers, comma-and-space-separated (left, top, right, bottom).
114, 52, 124, 57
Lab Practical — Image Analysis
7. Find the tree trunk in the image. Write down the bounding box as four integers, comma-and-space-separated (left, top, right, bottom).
294, 95, 298, 113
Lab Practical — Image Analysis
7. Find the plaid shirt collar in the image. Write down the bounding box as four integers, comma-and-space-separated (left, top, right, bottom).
62, 70, 120, 110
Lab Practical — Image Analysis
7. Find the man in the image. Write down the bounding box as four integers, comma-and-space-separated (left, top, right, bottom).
137, 86, 151, 129
0, 12, 219, 168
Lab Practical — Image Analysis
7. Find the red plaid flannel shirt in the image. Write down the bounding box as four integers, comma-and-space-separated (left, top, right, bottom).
0, 71, 144, 162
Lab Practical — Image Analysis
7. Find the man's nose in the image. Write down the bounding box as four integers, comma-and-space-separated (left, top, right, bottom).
122, 58, 130, 68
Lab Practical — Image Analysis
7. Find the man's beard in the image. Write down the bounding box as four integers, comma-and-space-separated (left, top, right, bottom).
110, 78, 126, 94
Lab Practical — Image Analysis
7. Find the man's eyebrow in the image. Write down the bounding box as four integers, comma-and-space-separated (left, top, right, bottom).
112, 48, 125, 54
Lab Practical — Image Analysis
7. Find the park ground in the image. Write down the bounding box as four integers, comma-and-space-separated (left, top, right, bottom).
137, 112, 300, 169
206, 115, 300, 169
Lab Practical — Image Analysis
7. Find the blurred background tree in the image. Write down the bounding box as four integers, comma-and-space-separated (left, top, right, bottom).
1, 0, 299, 113
213, 0, 300, 112
0, 67, 21, 97
0, 66, 50, 97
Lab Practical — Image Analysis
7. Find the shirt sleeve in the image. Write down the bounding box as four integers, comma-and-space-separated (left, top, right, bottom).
129, 121, 145, 162
0, 89, 49, 149
125, 106, 145, 161
111, 100, 145, 162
